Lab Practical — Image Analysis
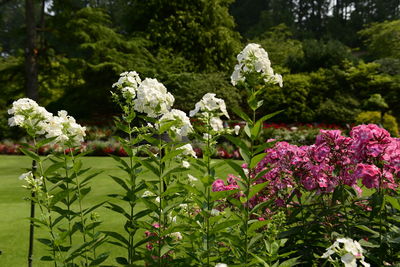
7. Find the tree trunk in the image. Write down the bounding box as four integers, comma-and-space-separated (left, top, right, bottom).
25, 0, 39, 101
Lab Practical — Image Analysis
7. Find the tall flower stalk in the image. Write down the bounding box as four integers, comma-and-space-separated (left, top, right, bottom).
189, 93, 235, 266
226, 43, 283, 265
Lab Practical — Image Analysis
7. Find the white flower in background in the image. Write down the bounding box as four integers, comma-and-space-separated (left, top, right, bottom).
231, 43, 283, 87
159, 109, 193, 140
112, 71, 141, 99
234, 125, 241, 135
203, 133, 212, 141
179, 203, 188, 210
44, 110, 86, 147
134, 78, 174, 117
142, 190, 156, 197
179, 144, 197, 158
211, 209, 220, 216
8, 98, 52, 136
169, 232, 183, 241
187, 174, 198, 183
20, 171, 43, 192
182, 160, 190, 169
155, 196, 160, 203
189, 93, 229, 119
210, 117, 224, 132
215, 263, 228, 267
322, 237, 369, 267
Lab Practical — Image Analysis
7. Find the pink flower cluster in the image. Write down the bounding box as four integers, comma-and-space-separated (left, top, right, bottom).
214, 124, 399, 208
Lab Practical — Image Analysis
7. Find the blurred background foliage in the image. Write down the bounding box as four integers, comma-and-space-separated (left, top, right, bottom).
1, 0, 400, 139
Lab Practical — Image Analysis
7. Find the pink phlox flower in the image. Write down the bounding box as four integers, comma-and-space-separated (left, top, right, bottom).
355, 163, 381, 189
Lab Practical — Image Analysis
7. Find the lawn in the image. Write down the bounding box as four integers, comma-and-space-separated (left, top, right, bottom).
0, 155, 236, 266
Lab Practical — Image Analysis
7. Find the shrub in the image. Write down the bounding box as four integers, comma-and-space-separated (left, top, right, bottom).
355, 111, 399, 136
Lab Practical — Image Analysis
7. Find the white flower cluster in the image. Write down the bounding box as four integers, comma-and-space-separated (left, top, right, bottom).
19, 171, 43, 192
179, 144, 197, 159
8, 98, 52, 136
112, 71, 141, 100
45, 110, 86, 147
190, 93, 229, 119
322, 237, 370, 267
159, 109, 193, 140
113, 72, 175, 118
133, 78, 175, 118
8, 98, 86, 147
231, 43, 283, 87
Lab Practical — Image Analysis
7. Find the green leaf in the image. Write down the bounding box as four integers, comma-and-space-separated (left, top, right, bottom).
224, 159, 246, 178
105, 202, 130, 219
244, 124, 251, 138
248, 181, 269, 199
233, 107, 252, 124
279, 257, 300, 267
83, 201, 106, 216
251, 120, 263, 140
36, 137, 57, 148
250, 153, 266, 169
256, 110, 284, 125
89, 252, 109, 266
116, 257, 129, 265
109, 175, 130, 191
141, 198, 159, 211
162, 148, 186, 163
40, 256, 53, 261
211, 220, 240, 233
159, 120, 177, 134
140, 160, 160, 177
160, 244, 172, 257
210, 189, 239, 202
162, 166, 187, 179
20, 148, 40, 161
44, 162, 64, 176
225, 135, 249, 153
356, 225, 379, 236
109, 154, 130, 170
385, 195, 400, 210
249, 252, 270, 267
248, 220, 269, 233
102, 231, 129, 247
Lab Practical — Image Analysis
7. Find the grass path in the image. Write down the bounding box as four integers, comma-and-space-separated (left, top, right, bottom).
0, 155, 235, 266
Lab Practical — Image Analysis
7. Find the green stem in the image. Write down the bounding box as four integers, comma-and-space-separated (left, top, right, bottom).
63, 151, 73, 246
70, 150, 88, 266
158, 132, 164, 267
244, 108, 256, 266
33, 138, 63, 266
206, 118, 211, 267
128, 127, 136, 264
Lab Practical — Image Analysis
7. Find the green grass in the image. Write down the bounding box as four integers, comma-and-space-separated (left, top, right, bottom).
0, 155, 236, 266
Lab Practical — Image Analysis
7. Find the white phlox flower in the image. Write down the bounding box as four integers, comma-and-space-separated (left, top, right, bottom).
179, 144, 197, 159
187, 174, 198, 183
142, 190, 156, 197
189, 93, 229, 119
215, 263, 228, 267
159, 109, 193, 140
231, 43, 283, 87
322, 237, 369, 267
20, 171, 43, 192
210, 117, 224, 132
112, 71, 141, 99
8, 98, 52, 136
234, 125, 241, 135
169, 232, 183, 241
182, 160, 190, 169
134, 78, 174, 117
44, 110, 86, 147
